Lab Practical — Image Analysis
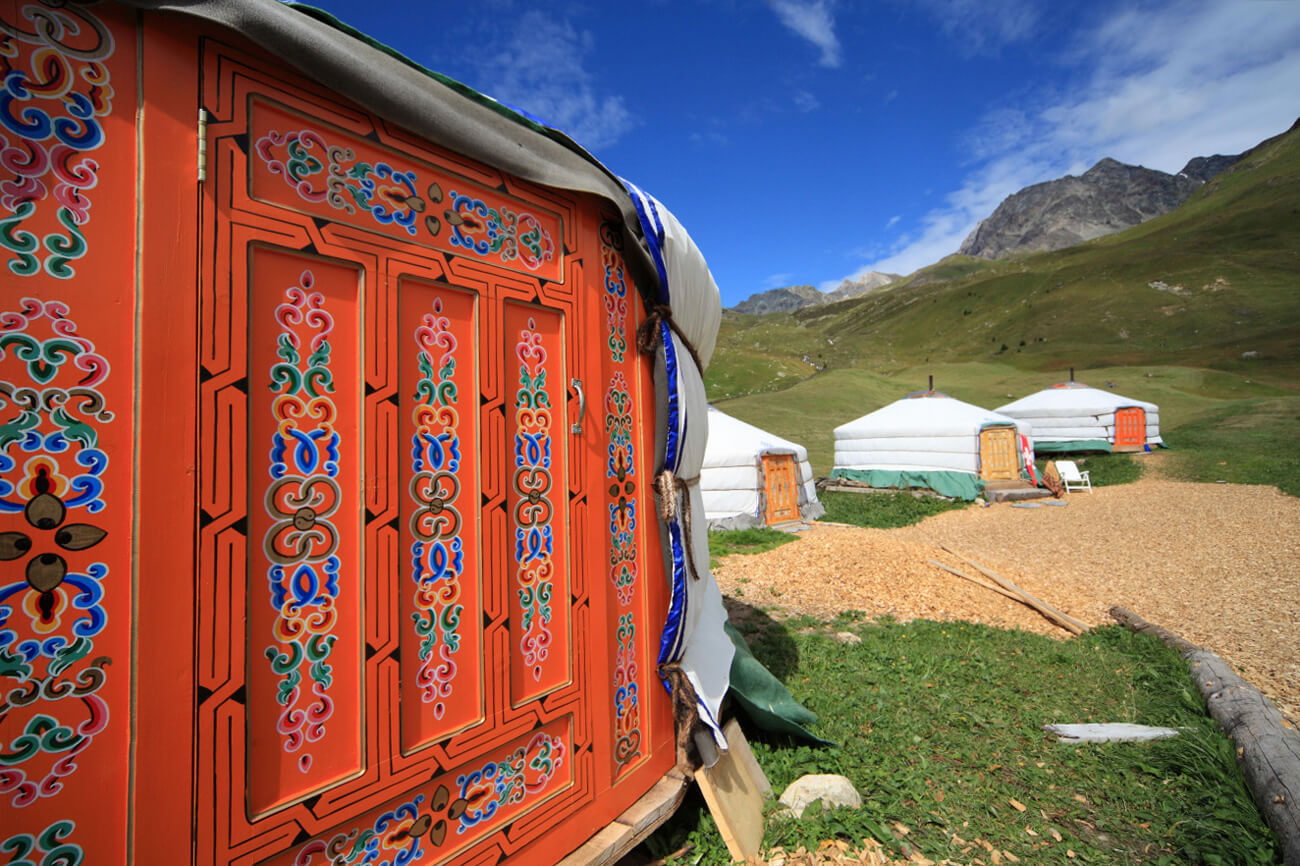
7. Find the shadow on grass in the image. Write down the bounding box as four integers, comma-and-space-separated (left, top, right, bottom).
722, 595, 800, 682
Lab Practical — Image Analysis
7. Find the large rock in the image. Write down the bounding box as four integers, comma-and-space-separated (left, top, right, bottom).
959, 152, 1239, 261
778, 773, 863, 818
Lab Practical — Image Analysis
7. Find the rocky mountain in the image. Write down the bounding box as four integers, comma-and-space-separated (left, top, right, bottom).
825, 270, 901, 303
730, 271, 899, 313
959, 153, 1240, 260
731, 284, 826, 315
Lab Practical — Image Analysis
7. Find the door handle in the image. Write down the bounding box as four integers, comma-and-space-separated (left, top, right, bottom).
571, 378, 585, 434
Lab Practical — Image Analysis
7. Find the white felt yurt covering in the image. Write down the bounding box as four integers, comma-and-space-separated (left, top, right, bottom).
702, 408, 824, 529
995, 382, 1162, 452
831, 391, 1033, 500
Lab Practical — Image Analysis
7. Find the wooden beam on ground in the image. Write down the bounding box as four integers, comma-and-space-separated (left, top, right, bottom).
928, 559, 1025, 605
1111, 606, 1300, 866
941, 546, 1088, 634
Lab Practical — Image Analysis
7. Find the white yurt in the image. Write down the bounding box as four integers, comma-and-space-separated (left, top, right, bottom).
702, 407, 824, 529
831, 390, 1034, 500
996, 380, 1162, 453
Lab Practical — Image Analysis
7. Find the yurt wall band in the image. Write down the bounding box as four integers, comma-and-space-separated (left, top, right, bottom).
0, 2, 733, 863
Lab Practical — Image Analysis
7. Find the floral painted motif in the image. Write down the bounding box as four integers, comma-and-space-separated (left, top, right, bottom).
1, 819, 84, 865
600, 221, 629, 363
445, 190, 554, 273
511, 319, 553, 682
0, 1, 115, 278
261, 271, 341, 773
600, 220, 643, 772
287, 728, 566, 865
455, 731, 565, 833
409, 298, 465, 718
0, 298, 112, 807
252, 125, 555, 273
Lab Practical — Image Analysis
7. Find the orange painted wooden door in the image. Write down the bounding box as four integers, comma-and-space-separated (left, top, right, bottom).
979, 427, 1019, 481
1113, 407, 1146, 449
762, 454, 800, 524
188, 29, 670, 866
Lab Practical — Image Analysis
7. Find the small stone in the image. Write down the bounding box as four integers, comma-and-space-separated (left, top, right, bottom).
778, 774, 863, 818
835, 631, 862, 644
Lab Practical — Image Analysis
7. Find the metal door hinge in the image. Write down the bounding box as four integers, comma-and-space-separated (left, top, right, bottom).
197, 108, 208, 182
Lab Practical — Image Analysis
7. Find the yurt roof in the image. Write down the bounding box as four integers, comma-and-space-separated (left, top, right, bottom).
835, 391, 1029, 439
704, 408, 805, 468
996, 382, 1157, 416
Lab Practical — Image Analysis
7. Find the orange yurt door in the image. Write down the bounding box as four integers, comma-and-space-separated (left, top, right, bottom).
979, 426, 1020, 481
1113, 407, 1146, 449
185, 33, 669, 866
762, 454, 800, 524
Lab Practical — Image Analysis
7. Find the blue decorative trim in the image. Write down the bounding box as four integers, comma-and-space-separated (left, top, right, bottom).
621, 180, 669, 306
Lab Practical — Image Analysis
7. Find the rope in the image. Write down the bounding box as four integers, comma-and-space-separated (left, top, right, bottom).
658, 661, 703, 774
654, 470, 702, 582
636, 304, 704, 377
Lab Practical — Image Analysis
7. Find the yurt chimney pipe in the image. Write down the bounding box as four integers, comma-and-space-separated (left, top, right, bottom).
1069, 367, 1074, 382
929, 374, 934, 393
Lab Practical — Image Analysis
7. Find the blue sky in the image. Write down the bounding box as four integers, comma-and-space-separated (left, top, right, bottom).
300, 0, 1300, 307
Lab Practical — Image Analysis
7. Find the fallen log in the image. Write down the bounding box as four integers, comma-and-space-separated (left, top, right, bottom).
1111, 606, 1300, 866
940, 546, 1088, 634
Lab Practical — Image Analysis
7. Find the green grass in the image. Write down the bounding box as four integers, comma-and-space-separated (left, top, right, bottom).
648, 620, 1279, 865
820, 490, 968, 528
1162, 397, 1300, 496
708, 528, 799, 562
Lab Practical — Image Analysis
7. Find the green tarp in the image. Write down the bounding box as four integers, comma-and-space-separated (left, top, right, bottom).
829, 468, 985, 501
1033, 440, 1112, 453
725, 623, 833, 746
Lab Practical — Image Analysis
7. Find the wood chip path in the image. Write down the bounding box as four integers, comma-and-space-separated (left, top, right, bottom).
712, 475, 1300, 724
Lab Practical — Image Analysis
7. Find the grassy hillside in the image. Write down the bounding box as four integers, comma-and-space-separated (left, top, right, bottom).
705, 119, 1300, 404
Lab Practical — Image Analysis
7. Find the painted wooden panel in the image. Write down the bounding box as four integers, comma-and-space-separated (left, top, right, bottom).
245, 248, 365, 815
597, 220, 649, 780
249, 99, 563, 283
399, 279, 483, 751
504, 302, 571, 703
762, 454, 800, 524
0, 0, 136, 861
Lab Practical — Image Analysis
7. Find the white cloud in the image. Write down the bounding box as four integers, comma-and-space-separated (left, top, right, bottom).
793, 90, 821, 112
768, 0, 842, 67
763, 272, 796, 289
883, 89, 899, 105
475, 11, 635, 151
846, 0, 1300, 281
885, 215, 901, 229
909, 0, 1040, 56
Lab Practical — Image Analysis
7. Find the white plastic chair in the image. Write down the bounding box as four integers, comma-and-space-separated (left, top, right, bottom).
1055, 460, 1092, 493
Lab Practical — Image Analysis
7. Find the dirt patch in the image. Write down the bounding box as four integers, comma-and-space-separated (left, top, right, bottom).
713, 477, 1300, 723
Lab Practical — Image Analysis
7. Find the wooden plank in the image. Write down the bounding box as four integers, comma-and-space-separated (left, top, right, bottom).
696, 722, 771, 862
555, 767, 691, 866
722, 719, 773, 798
